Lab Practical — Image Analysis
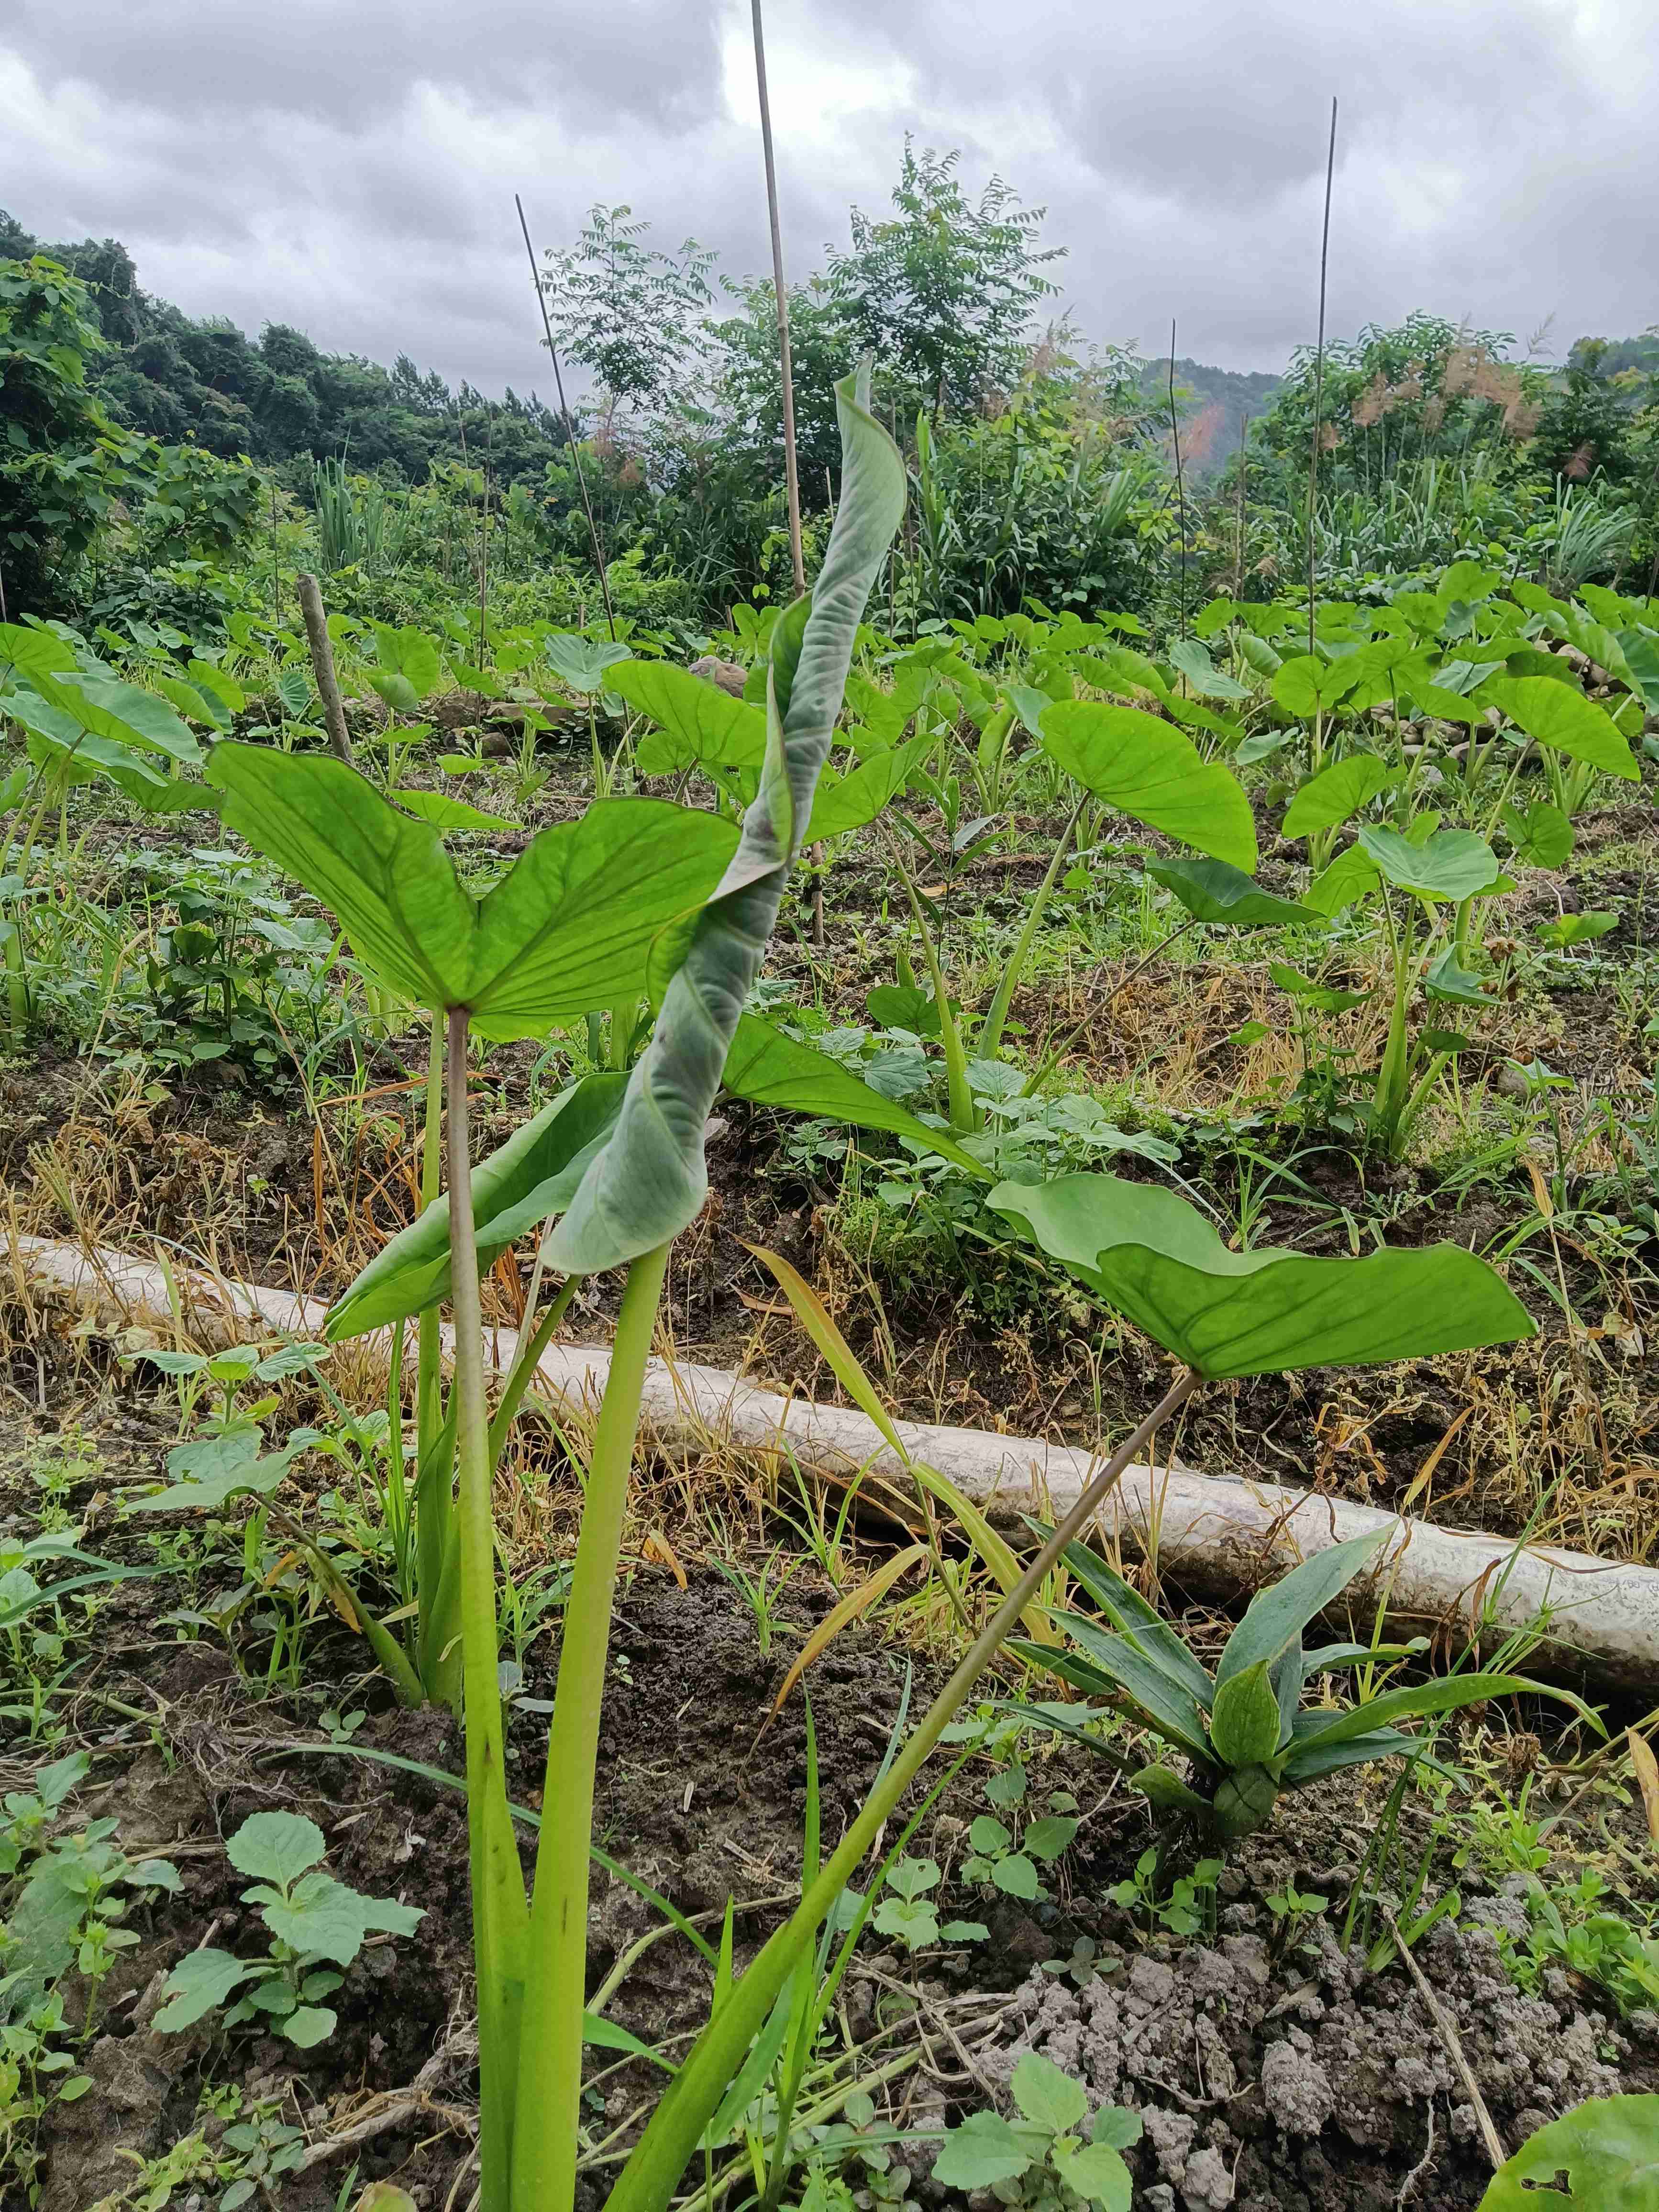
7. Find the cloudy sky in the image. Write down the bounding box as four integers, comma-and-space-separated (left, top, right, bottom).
3, 0, 1652, 393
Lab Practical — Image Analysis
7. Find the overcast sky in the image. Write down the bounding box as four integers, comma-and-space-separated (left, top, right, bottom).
4, 0, 1652, 395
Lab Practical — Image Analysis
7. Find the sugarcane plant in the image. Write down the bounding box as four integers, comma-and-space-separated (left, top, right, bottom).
207, 373, 1552, 2212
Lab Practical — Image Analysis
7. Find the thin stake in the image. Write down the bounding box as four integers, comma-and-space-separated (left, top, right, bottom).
514, 191, 618, 641
294, 572, 354, 764
750, 0, 805, 601
1234, 410, 1249, 596
1306, 96, 1339, 658
750, 0, 825, 949
1168, 321, 1188, 641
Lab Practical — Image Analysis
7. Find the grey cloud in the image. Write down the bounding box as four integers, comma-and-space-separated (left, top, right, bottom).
6, 0, 1658, 390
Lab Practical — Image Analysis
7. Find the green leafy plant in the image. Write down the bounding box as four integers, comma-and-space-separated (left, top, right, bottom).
932, 2051, 1140, 2211
1477, 2094, 1659, 2209
1014, 1518, 1584, 1839
153, 1811, 422, 2048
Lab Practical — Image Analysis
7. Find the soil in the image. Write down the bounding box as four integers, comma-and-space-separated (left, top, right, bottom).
11, 1492, 1659, 2212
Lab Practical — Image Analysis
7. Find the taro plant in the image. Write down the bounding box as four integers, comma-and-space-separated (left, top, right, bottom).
204, 373, 1548, 2212
986, 1171, 1592, 1835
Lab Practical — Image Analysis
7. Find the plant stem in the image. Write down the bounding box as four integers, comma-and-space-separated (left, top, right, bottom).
513, 1237, 672, 2211
608, 1367, 1201, 2211
888, 835, 974, 1133
976, 797, 1084, 1061
445, 1007, 529, 2212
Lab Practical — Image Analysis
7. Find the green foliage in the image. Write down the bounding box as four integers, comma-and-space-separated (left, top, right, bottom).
0, 258, 143, 615
1478, 2095, 1659, 2210
990, 1172, 1533, 1377
932, 2052, 1140, 2211
829, 142, 1063, 418
1014, 1528, 1577, 1840
154, 1811, 422, 2048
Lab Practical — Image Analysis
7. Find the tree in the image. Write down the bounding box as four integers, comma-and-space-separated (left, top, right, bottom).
706, 275, 852, 510
827, 141, 1064, 420
0, 255, 143, 615
539, 205, 717, 424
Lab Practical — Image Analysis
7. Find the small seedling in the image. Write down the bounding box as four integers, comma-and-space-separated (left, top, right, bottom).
154, 1811, 422, 2047
1107, 1847, 1221, 1938
961, 1763, 1078, 1902
933, 2049, 1141, 2210
871, 1856, 986, 1953
1265, 1883, 1329, 1954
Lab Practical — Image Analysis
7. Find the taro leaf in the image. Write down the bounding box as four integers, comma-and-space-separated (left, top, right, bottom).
548, 365, 906, 1276
1502, 646, 1580, 686
228, 1810, 328, 1887
25, 665, 202, 768
1476, 2092, 1659, 2210
805, 734, 929, 841
1146, 856, 1315, 929
1214, 1529, 1392, 1691
1503, 800, 1575, 868
394, 789, 515, 833
1303, 842, 1381, 918
370, 622, 441, 701
1357, 825, 1503, 903
206, 747, 738, 1034
610, 662, 767, 776
543, 634, 634, 695
719, 1013, 985, 1177
1168, 637, 1250, 700
1282, 755, 1396, 838
11, 697, 179, 806
1039, 701, 1257, 869
1617, 631, 1659, 710
1537, 911, 1617, 948
989, 1172, 1535, 1378
325, 1073, 628, 1338
154, 1949, 264, 2031
1006, 681, 1055, 739
1235, 728, 1294, 764
1208, 1659, 1285, 1765
1482, 676, 1640, 781
1270, 655, 1362, 717
865, 982, 940, 1036
1424, 945, 1490, 1006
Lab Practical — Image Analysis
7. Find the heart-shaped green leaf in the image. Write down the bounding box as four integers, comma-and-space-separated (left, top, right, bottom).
1357, 825, 1503, 903
1271, 655, 1362, 717
989, 1172, 1535, 1377
611, 661, 767, 775
543, 634, 633, 695
1503, 800, 1575, 868
804, 734, 929, 841
1482, 676, 1639, 781
1040, 701, 1256, 869
1303, 842, 1381, 918
1282, 754, 1396, 837
1477, 2094, 1659, 2210
1146, 856, 1315, 928
206, 746, 738, 1035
